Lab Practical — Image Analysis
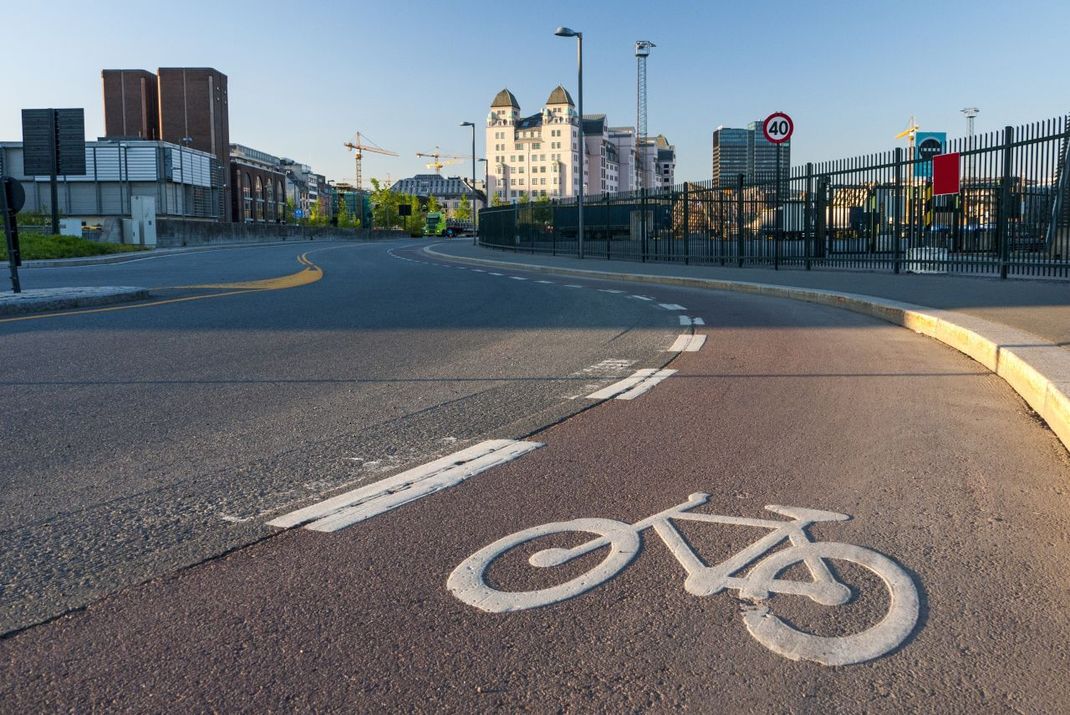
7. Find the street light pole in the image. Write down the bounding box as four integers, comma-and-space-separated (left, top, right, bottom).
460, 122, 477, 238
555, 26, 584, 258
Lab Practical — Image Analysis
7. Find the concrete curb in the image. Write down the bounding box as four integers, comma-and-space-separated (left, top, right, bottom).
0, 287, 151, 317
424, 244, 1070, 455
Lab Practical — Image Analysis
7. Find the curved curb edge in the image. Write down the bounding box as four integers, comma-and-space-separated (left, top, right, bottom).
0, 288, 151, 317
424, 244, 1070, 455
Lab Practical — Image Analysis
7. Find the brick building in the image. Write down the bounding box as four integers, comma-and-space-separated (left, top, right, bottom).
230, 144, 287, 223
101, 69, 159, 140
103, 67, 230, 219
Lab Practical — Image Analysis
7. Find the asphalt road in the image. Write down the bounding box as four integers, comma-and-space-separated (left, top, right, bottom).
2, 239, 1069, 711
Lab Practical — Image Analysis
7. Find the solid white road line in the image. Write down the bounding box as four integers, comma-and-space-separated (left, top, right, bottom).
666, 334, 707, 353
267, 440, 543, 532
615, 369, 677, 400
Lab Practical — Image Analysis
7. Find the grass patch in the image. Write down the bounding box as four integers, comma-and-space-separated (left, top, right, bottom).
1, 234, 147, 261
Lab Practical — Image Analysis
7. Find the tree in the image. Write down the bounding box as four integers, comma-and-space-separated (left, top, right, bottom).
284, 198, 297, 225
336, 197, 355, 228
534, 193, 552, 225
455, 193, 472, 221
370, 178, 405, 229
491, 194, 505, 207
405, 196, 425, 237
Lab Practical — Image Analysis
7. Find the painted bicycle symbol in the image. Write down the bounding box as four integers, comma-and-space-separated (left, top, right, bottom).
448, 492, 919, 666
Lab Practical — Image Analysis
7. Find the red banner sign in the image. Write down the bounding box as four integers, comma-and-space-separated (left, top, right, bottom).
933, 153, 960, 195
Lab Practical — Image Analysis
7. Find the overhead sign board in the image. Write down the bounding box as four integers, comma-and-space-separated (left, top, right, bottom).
914, 131, 945, 178
762, 112, 793, 145
21, 108, 86, 176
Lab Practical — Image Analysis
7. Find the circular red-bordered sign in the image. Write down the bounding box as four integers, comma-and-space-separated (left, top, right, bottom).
762, 112, 794, 144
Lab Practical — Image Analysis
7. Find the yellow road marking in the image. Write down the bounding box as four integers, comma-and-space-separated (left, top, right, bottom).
172, 252, 323, 290
0, 253, 322, 324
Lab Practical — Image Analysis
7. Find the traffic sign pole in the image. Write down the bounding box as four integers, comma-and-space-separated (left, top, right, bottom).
762, 113, 794, 272
1, 178, 23, 293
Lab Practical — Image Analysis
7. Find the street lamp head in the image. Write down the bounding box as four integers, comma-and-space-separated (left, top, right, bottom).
554, 26, 580, 37
460, 121, 474, 127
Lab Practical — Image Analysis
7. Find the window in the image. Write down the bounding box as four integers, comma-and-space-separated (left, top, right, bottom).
533, 143, 540, 150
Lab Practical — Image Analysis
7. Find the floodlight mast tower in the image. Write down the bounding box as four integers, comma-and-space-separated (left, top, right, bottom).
961, 107, 980, 137
635, 40, 655, 191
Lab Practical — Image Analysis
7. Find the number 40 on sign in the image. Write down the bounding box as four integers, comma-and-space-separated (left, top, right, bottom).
762, 112, 793, 144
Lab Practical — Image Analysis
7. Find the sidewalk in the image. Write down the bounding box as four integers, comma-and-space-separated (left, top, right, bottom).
435, 242, 1070, 350
427, 241, 1070, 453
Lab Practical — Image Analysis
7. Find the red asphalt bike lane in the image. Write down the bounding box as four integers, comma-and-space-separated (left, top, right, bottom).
2, 280, 1070, 712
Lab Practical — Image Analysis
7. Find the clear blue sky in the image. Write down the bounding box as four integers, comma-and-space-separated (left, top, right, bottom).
4, 0, 1068, 184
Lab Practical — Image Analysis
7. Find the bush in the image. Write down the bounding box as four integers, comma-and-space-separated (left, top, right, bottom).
0, 234, 147, 261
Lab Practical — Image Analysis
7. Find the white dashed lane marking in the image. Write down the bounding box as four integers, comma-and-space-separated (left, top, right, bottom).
563, 284, 583, 288
267, 440, 543, 532
510, 276, 528, 281
598, 289, 625, 294
536, 280, 554, 284
630, 295, 654, 301
679, 316, 706, 326
666, 334, 707, 353
586, 368, 678, 401
659, 303, 687, 311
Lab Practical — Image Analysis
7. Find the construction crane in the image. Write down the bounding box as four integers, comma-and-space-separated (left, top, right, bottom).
895, 116, 920, 146
416, 147, 470, 174
343, 132, 398, 191
635, 40, 656, 191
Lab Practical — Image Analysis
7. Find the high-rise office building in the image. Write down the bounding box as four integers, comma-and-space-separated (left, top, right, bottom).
712, 127, 749, 187
712, 123, 790, 187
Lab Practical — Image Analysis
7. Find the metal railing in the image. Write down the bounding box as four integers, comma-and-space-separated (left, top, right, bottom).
478, 115, 1070, 280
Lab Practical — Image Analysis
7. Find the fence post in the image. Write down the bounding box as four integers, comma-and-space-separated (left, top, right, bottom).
551, 203, 557, 256
894, 147, 903, 274
683, 184, 690, 265
997, 125, 1014, 279
641, 189, 647, 263
815, 176, 828, 263
605, 194, 610, 259
736, 173, 745, 267
805, 162, 813, 270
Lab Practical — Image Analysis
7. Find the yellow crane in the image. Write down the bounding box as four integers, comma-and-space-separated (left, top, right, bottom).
416, 147, 470, 174
343, 132, 399, 191
895, 116, 920, 146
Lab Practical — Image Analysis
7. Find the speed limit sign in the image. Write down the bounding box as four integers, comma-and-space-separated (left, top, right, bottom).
762, 112, 793, 144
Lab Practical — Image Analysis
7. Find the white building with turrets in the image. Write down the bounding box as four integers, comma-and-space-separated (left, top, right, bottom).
486, 86, 674, 204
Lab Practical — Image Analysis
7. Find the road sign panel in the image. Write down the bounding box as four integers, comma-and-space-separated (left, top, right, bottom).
20, 108, 86, 176
933, 153, 960, 195
762, 112, 793, 144
914, 131, 946, 178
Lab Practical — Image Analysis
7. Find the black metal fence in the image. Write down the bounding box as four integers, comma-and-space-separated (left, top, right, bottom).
479, 115, 1070, 280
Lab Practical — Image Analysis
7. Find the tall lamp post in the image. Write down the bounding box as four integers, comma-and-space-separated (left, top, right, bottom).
460, 121, 477, 238
554, 26, 584, 258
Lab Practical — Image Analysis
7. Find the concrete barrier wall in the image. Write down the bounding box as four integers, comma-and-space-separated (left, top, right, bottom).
156, 219, 405, 247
